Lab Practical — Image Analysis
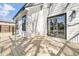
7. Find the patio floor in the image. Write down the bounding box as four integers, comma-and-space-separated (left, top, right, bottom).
0, 35, 79, 56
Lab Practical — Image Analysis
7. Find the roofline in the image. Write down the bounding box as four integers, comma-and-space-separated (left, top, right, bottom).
13, 3, 43, 20
0, 21, 15, 24
13, 3, 27, 20
25, 3, 43, 8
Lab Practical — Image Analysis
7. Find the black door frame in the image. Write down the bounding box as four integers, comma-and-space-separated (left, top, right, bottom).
47, 13, 67, 39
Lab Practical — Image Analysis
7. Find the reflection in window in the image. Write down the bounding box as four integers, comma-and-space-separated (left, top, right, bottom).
47, 13, 66, 39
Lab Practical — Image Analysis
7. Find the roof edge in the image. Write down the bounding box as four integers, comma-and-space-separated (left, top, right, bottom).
13, 3, 27, 20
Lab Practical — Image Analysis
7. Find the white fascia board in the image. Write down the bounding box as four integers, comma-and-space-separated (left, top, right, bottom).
14, 9, 28, 21
0, 22, 15, 26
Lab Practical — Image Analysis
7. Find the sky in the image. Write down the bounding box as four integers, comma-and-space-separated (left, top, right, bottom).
57, 15, 65, 23
51, 15, 65, 24
0, 3, 25, 22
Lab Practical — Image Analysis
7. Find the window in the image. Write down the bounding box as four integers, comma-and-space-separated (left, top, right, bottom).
22, 15, 26, 31
9, 26, 10, 32
0, 25, 1, 32
47, 13, 66, 39
12, 26, 14, 35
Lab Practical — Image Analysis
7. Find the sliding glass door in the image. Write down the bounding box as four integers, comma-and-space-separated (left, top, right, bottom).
47, 13, 66, 39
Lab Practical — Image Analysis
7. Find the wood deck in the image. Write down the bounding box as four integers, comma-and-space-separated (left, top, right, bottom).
0, 35, 79, 56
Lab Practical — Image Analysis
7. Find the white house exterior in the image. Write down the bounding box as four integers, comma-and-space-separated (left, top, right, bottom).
13, 3, 79, 43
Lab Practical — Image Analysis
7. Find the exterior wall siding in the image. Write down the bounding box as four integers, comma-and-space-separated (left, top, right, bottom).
66, 4, 79, 43
25, 4, 48, 37
15, 3, 79, 43
49, 3, 79, 43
